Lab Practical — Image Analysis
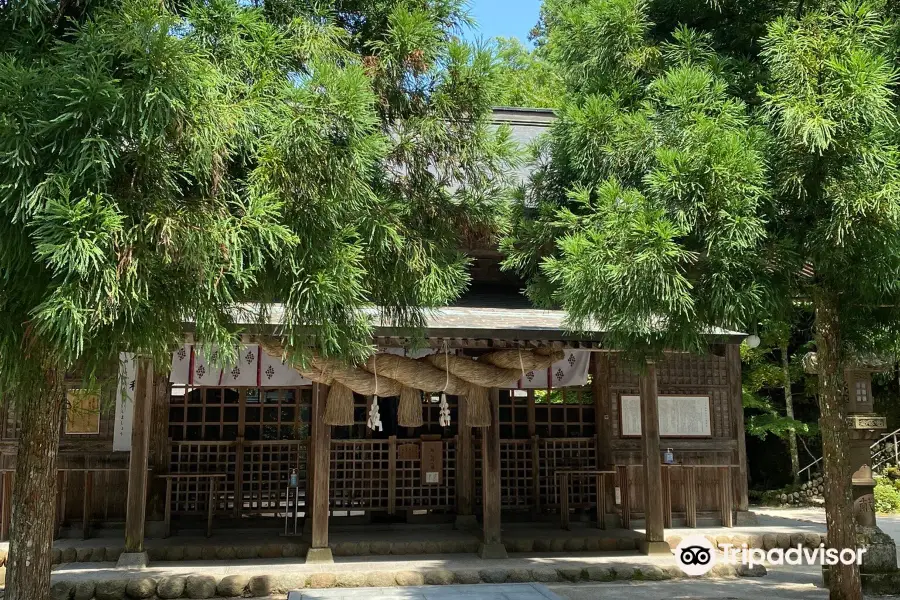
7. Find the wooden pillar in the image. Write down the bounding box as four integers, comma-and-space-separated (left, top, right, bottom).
726, 344, 750, 511
124, 357, 153, 555
456, 396, 474, 522
639, 361, 666, 553
305, 382, 333, 563
478, 388, 507, 558
591, 353, 611, 468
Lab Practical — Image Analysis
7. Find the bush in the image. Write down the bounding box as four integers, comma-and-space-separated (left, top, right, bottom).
874, 478, 900, 514
884, 466, 900, 481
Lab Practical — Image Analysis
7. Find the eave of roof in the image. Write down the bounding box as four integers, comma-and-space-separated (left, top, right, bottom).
207, 304, 746, 345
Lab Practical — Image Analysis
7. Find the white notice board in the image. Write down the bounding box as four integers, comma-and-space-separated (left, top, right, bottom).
620, 395, 711, 437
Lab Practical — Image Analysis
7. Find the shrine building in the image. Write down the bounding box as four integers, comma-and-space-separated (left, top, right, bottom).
0, 108, 761, 563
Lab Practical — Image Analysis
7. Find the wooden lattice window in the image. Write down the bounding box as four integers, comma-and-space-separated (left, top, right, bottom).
169, 442, 237, 514
498, 390, 529, 439
168, 387, 241, 442
534, 387, 595, 438
329, 440, 390, 510
244, 388, 310, 441
241, 440, 307, 515
538, 437, 597, 508
499, 439, 532, 509
332, 393, 375, 440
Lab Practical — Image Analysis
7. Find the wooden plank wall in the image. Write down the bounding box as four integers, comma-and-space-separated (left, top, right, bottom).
606, 349, 742, 515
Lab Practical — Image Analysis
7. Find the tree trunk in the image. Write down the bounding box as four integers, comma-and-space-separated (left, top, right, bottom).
5, 368, 66, 600
781, 340, 800, 483
814, 293, 862, 600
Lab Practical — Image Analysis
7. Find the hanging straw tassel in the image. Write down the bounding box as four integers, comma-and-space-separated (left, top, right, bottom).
323, 382, 355, 426
464, 384, 492, 427
397, 385, 423, 427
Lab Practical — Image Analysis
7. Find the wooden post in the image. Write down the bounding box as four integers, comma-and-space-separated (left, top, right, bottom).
1, 472, 12, 541
560, 472, 570, 530
596, 473, 607, 530
388, 436, 397, 515
592, 353, 612, 467
206, 477, 216, 537
662, 466, 672, 528
526, 389, 536, 437
530, 435, 541, 515
726, 344, 750, 512
124, 357, 153, 554
617, 465, 631, 529
639, 361, 666, 553
684, 466, 697, 528
164, 477, 172, 538
82, 471, 93, 540
721, 467, 734, 527
55, 470, 67, 539
234, 388, 248, 519
147, 372, 170, 521
478, 388, 507, 558
305, 382, 333, 563
455, 396, 474, 523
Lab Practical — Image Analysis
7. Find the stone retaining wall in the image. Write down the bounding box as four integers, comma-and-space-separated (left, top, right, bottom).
49, 562, 766, 600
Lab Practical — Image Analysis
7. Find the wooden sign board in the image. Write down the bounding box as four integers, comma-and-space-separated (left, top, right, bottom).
398, 443, 419, 460
620, 395, 711, 437
66, 389, 101, 435
421, 441, 443, 485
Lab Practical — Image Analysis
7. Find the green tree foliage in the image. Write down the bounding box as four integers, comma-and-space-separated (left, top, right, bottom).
505, 1, 900, 598
492, 36, 565, 108
0, 1, 513, 596
758, 5, 900, 596
502, 3, 768, 356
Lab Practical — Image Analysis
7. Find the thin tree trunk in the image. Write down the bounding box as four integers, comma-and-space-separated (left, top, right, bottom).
781, 340, 800, 483
5, 368, 66, 600
814, 293, 862, 600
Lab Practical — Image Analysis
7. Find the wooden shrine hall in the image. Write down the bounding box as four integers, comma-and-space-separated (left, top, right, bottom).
0, 304, 752, 563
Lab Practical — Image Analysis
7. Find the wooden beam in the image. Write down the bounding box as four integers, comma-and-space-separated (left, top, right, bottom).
592, 353, 611, 467
478, 388, 507, 558
309, 383, 331, 550
726, 344, 750, 511
124, 357, 153, 553
640, 361, 665, 549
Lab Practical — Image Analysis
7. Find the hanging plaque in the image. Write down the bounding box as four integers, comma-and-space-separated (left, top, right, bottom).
66, 389, 101, 435
421, 441, 443, 485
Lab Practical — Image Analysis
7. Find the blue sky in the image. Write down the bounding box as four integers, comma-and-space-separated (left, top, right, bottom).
464, 0, 542, 45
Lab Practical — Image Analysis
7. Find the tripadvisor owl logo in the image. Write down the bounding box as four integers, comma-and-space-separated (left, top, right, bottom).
675, 535, 716, 576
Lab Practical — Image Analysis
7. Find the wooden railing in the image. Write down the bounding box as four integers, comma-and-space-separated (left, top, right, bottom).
0, 467, 131, 541
476, 436, 599, 511
613, 463, 740, 528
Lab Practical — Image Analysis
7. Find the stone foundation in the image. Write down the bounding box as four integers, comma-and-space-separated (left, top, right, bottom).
47, 562, 766, 599
42, 529, 829, 566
